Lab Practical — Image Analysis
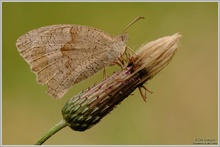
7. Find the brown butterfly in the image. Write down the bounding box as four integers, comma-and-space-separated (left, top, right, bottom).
16, 17, 144, 99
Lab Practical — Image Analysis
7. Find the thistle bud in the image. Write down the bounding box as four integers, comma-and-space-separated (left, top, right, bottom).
62, 33, 182, 131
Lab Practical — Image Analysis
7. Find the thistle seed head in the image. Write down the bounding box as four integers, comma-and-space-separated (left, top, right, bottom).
62, 33, 182, 131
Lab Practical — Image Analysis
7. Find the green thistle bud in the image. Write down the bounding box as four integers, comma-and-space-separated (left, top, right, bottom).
62, 33, 182, 131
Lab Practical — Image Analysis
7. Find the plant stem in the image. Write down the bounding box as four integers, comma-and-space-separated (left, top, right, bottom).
35, 119, 67, 145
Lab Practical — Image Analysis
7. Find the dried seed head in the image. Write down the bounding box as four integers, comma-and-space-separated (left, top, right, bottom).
133, 33, 181, 79
62, 33, 182, 131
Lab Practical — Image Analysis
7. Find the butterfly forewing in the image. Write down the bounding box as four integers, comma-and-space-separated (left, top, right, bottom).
16, 24, 128, 98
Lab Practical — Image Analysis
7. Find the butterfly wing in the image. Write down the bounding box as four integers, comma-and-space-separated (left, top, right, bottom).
16, 24, 127, 98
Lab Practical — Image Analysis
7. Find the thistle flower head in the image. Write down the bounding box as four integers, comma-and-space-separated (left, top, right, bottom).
62, 33, 182, 131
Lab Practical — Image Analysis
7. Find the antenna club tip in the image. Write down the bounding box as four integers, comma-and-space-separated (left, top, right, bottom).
138, 16, 145, 19
122, 16, 145, 34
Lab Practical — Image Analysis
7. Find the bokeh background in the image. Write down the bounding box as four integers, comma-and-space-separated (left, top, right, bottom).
2, 2, 218, 145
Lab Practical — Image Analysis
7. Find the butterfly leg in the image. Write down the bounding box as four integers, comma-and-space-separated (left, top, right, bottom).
110, 58, 124, 68
126, 46, 137, 56
103, 67, 107, 79
138, 84, 153, 102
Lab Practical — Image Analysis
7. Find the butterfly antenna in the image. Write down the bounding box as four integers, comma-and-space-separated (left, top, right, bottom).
122, 16, 145, 34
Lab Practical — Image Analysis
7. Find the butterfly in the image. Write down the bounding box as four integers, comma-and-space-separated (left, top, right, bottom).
16, 24, 128, 98
16, 17, 144, 99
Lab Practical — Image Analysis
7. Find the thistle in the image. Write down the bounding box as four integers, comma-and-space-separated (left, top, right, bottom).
35, 33, 182, 145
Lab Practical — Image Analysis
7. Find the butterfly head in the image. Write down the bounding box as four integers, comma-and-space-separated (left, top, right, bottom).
120, 33, 129, 43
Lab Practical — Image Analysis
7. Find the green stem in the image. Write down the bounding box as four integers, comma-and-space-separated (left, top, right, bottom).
35, 119, 67, 145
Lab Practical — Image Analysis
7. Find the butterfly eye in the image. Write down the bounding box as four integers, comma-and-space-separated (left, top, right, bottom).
120, 33, 128, 42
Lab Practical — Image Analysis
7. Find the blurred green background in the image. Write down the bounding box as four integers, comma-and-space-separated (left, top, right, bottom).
2, 2, 218, 145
